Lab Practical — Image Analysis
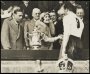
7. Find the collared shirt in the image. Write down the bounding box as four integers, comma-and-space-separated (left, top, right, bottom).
53, 21, 57, 26
13, 16, 18, 25
33, 19, 38, 22
63, 11, 84, 38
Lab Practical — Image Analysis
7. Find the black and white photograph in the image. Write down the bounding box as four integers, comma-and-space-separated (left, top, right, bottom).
1, 0, 89, 73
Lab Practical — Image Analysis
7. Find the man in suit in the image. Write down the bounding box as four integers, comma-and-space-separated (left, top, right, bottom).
24, 8, 41, 49
1, 6, 25, 50
76, 7, 89, 59
21, 1, 30, 19
49, 11, 63, 50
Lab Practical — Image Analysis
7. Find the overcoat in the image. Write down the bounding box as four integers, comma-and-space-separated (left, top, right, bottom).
1, 17, 25, 50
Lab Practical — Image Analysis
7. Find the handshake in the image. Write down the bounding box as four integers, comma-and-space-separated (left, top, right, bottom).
42, 33, 63, 43
58, 34, 63, 44
57, 34, 63, 40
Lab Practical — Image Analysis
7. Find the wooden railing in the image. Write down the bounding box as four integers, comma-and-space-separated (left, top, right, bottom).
1, 49, 60, 60
1, 48, 89, 60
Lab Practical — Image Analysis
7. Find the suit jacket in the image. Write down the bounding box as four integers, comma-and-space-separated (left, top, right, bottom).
81, 18, 89, 49
1, 17, 25, 50
24, 19, 36, 46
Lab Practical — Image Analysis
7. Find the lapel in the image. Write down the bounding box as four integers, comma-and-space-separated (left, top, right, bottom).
31, 19, 36, 27
16, 24, 21, 40
29, 19, 36, 33
10, 18, 19, 34
10, 18, 21, 40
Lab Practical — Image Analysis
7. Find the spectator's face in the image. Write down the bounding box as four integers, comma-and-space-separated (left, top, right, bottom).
43, 14, 50, 24
76, 8, 84, 19
14, 12, 23, 23
50, 12, 57, 22
69, 1, 75, 4
32, 10, 41, 20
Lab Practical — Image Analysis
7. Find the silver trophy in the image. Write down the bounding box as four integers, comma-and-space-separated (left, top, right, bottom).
27, 27, 42, 50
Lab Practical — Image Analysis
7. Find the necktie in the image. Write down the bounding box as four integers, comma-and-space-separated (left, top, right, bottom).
76, 18, 80, 28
